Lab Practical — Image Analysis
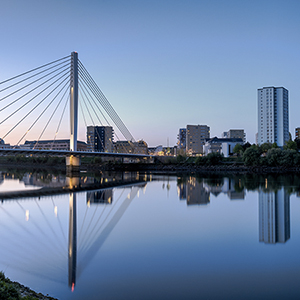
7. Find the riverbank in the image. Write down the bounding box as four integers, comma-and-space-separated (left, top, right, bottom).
0, 272, 57, 300
2, 160, 300, 175
88, 162, 300, 175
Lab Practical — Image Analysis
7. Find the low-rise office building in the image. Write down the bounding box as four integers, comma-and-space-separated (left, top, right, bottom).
222, 129, 246, 143
203, 137, 243, 157
114, 140, 148, 154
21, 139, 88, 151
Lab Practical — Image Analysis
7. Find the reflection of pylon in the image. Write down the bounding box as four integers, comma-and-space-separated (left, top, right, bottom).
68, 193, 76, 291
67, 182, 146, 290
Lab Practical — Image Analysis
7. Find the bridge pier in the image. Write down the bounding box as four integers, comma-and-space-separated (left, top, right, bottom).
66, 155, 81, 177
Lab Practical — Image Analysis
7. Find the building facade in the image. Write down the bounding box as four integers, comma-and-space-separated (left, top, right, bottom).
257, 87, 289, 147
21, 139, 88, 151
177, 128, 186, 150
259, 187, 290, 244
87, 126, 113, 152
224, 129, 246, 143
295, 127, 300, 140
203, 137, 243, 157
186, 125, 210, 155
114, 140, 148, 154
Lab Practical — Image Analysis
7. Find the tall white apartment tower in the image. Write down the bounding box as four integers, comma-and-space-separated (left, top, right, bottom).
257, 86, 289, 147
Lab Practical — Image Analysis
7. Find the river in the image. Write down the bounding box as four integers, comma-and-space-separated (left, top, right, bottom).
0, 169, 299, 299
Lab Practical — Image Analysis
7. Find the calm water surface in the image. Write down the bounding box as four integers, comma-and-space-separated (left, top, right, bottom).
0, 170, 300, 299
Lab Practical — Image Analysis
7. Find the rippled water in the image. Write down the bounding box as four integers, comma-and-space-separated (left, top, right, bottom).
0, 170, 300, 299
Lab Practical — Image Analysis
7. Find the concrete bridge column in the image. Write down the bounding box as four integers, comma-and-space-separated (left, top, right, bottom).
66, 155, 81, 176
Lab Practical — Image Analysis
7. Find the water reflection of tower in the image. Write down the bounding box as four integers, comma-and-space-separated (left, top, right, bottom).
259, 187, 290, 244
178, 182, 186, 200
178, 177, 210, 205
87, 190, 113, 204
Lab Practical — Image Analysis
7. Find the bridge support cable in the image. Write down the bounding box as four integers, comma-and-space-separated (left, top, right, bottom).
79, 98, 88, 129
16, 81, 70, 146
0, 69, 70, 127
78, 78, 109, 126
79, 81, 124, 152
1, 73, 70, 140
78, 64, 134, 142
0, 59, 70, 95
78, 62, 133, 140
78, 61, 135, 142
78, 76, 130, 154
0, 61, 71, 101
0, 65, 71, 115
33, 84, 70, 149
0, 55, 70, 86
51, 94, 70, 150
78, 77, 130, 150
79, 86, 106, 151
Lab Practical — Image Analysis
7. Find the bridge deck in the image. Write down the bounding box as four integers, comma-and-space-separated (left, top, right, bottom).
0, 148, 153, 159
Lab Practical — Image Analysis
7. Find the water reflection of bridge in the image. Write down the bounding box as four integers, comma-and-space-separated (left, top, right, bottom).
0, 173, 150, 291
0, 173, 293, 293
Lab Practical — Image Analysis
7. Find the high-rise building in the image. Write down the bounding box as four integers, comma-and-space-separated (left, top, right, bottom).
186, 124, 210, 155
177, 128, 186, 149
87, 126, 113, 152
257, 86, 289, 147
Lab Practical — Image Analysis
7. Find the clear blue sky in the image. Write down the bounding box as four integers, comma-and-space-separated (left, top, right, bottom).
1, 0, 300, 146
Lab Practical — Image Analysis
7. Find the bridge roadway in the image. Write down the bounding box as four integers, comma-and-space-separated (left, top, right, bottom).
0, 178, 148, 201
0, 148, 153, 159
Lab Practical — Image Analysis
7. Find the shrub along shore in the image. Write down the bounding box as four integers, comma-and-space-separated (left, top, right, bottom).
1, 142, 300, 174
0, 272, 57, 300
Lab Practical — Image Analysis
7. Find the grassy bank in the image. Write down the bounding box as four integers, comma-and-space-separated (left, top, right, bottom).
0, 272, 57, 300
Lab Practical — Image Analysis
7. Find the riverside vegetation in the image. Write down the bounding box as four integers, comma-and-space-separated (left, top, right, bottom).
1, 141, 300, 172
0, 272, 57, 300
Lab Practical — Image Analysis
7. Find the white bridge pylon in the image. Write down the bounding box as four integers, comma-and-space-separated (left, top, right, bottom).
70, 52, 78, 152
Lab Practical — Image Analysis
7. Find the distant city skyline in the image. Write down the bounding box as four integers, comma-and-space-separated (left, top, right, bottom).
1, 0, 300, 146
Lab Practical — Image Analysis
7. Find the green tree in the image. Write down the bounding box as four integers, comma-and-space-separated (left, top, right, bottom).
280, 149, 297, 167
242, 142, 251, 151
271, 142, 278, 148
265, 148, 282, 166
195, 156, 206, 165
176, 154, 186, 163
284, 140, 297, 151
233, 143, 243, 156
260, 142, 272, 153
242, 147, 261, 166
205, 152, 223, 165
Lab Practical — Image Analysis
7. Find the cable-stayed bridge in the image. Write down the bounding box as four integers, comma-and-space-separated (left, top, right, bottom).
0, 52, 153, 169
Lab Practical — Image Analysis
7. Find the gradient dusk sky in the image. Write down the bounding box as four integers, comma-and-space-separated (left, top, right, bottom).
1, 0, 300, 146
